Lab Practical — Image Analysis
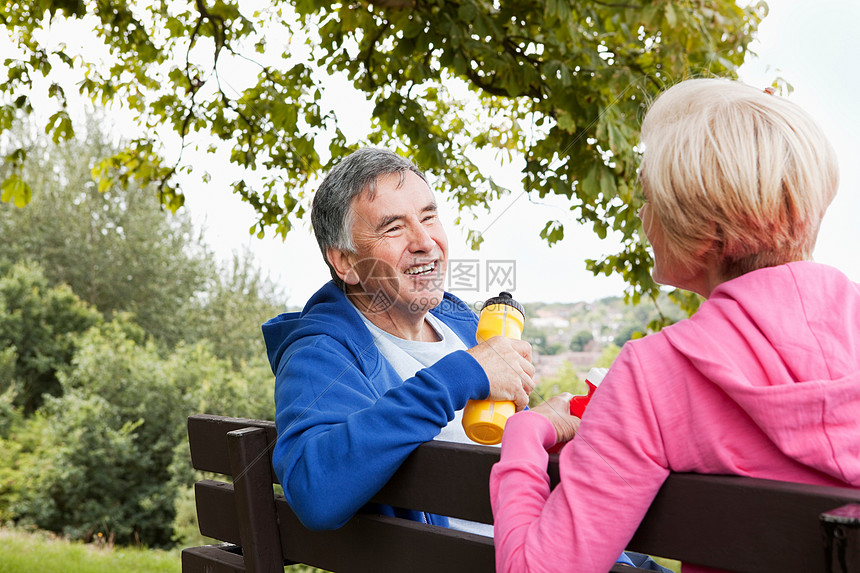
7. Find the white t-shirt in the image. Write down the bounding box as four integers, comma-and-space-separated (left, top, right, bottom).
355, 309, 472, 444
355, 307, 494, 536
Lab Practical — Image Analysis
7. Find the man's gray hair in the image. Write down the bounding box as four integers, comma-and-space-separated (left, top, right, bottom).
311, 148, 427, 288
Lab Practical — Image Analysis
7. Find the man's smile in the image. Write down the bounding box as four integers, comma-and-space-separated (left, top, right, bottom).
404, 261, 437, 276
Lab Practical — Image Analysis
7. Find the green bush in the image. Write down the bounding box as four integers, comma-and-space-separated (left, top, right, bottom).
0, 127, 281, 550
0, 262, 102, 413
6, 313, 276, 548
14, 394, 158, 544
0, 399, 31, 522
530, 361, 588, 408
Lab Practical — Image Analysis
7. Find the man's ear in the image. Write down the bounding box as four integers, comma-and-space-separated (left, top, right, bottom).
326, 247, 360, 286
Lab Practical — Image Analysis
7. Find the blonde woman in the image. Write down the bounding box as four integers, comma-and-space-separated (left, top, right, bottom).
490, 78, 860, 572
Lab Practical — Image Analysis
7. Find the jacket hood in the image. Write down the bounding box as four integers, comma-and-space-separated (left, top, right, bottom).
262, 281, 372, 375
662, 262, 860, 485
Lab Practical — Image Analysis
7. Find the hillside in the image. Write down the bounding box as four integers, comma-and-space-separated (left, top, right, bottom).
522, 293, 689, 382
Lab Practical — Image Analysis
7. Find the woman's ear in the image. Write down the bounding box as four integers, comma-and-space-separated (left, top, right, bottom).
695, 220, 720, 258
694, 238, 717, 259
326, 247, 360, 286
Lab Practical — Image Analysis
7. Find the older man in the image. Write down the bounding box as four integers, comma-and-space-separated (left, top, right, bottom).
263, 147, 535, 531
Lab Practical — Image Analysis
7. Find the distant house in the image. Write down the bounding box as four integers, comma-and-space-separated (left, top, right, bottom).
529, 316, 570, 329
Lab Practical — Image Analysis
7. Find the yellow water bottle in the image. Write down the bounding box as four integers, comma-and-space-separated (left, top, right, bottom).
462, 291, 526, 445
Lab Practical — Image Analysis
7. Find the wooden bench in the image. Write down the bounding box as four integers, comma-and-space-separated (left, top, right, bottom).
181, 414, 860, 572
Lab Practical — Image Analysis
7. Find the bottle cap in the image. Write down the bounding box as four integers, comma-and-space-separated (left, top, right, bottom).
585, 367, 608, 387
462, 399, 516, 445
480, 291, 525, 317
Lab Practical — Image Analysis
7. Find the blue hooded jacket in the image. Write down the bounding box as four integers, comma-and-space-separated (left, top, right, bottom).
262, 281, 489, 530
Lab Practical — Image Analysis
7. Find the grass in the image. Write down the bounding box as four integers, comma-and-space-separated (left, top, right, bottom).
0, 527, 678, 573
0, 528, 180, 573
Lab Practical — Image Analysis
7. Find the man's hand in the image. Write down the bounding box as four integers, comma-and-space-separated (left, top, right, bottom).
530, 393, 580, 443
466, 336, 535, 411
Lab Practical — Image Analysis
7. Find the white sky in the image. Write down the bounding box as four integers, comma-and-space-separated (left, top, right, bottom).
740, 0, 860, 290
186, 0, 860, 308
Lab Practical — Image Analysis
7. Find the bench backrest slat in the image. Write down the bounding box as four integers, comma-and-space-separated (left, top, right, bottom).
629, 472, 860, 571
185, 414, 860, 573
188, 414, 277, 478
278, 511, 494, 573
373, 440, 499, 523
195, 479, 242, 544
194, 478, 496, 572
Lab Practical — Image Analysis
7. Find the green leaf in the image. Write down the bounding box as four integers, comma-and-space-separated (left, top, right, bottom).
599, 169, 617, 198
458, 3, 477, 22
45, 111, 75, 144
664, 3, 678, 27
556, 110, 575, 133
1, 174, 33, 207
539, 220, 565, 246
466, 229, 484, 250
97, 176, 112, 193
580, 165, 600, 201
5, 147, 27, 166
403, 16, 425, 38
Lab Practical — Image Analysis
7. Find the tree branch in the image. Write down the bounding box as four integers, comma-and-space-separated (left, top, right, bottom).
357, 17, 392, 91
364, 0, 415, 8
194, 0, 226, 64
462, 65, 512, 97
587, 0, 644, 8
462, 49, 544, 100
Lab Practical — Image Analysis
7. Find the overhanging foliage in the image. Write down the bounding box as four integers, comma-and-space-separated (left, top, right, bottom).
0, 0, 764, 301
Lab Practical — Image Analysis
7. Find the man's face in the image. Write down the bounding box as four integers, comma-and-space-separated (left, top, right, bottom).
344, 170, 448, 319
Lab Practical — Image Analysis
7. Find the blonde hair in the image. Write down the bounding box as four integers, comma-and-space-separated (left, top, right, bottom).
640, 78, 839, 280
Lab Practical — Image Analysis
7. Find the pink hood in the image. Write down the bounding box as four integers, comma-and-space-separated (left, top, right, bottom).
662, 262, 860, 485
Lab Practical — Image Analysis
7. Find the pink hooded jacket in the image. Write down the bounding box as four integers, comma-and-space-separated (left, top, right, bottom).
490, 262, 860, 572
